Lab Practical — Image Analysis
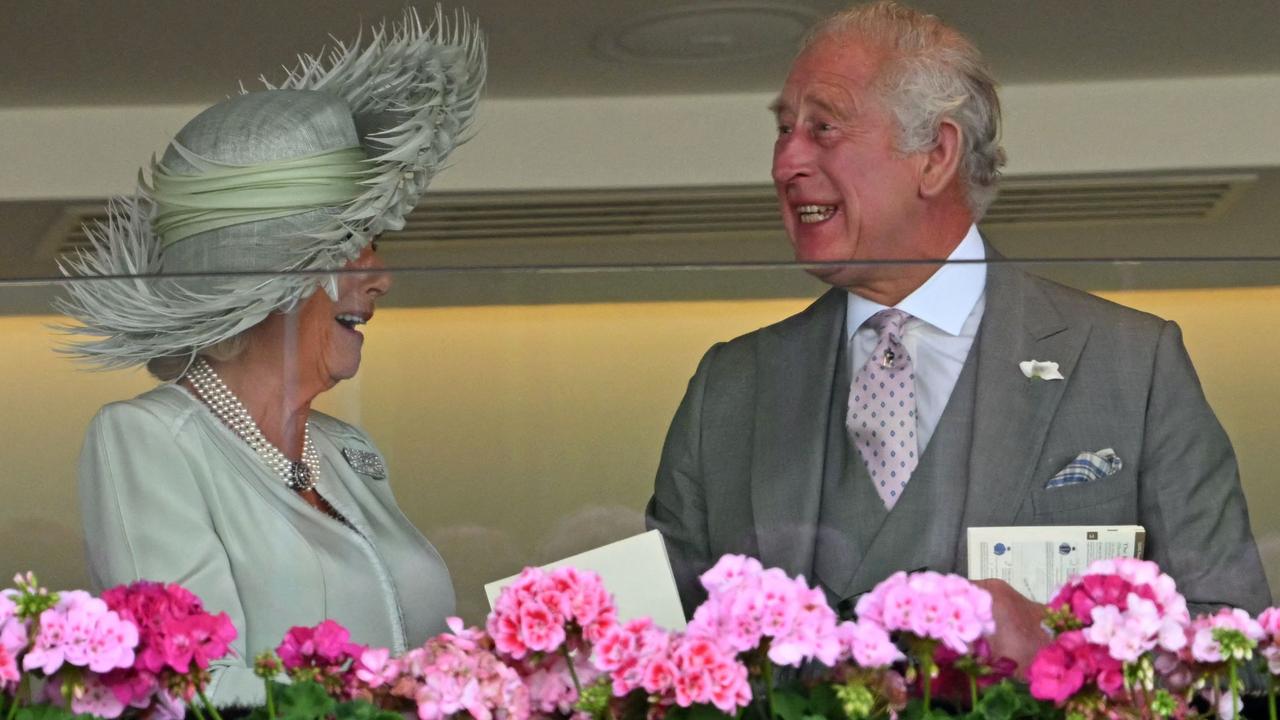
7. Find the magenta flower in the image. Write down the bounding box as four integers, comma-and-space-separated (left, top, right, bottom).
278, 619, 365, 670
0, 644, 19, 688
98, 580, 236, 707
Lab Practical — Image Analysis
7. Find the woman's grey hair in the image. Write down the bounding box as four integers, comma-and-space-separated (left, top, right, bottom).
146, 333, 251, 382
803, 1, 1006, 218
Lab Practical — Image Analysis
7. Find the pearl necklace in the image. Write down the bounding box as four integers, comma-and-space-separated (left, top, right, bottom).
185, 358, 320, 492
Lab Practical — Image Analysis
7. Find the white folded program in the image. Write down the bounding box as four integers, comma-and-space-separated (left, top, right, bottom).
485, 529, 687, 631
967, 525, 1146, 603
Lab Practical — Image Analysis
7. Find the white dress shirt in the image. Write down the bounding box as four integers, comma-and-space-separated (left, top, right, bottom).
846, 225, 987, 455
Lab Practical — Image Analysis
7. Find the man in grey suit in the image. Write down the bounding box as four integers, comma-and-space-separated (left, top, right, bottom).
646, 0, 1270, 673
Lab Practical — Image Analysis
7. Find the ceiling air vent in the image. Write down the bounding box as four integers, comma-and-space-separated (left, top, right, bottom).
43, 172, 1256, 257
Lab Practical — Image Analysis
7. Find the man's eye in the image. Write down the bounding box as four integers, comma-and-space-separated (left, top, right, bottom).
777, 124, 793, 135
816, 122, 837, 133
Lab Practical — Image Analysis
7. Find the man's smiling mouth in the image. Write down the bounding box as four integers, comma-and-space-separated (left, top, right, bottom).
796, 204, 837, 224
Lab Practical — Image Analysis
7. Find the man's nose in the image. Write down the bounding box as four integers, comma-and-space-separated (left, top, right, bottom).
771, 133, 813, 186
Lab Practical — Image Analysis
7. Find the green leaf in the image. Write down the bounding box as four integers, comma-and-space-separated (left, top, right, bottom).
807, 685, 839, 719
273, 680, 337, 720
772, 689, 809, 720
13, 706, 79, 720
333, 699, 401, 720
683, 703, 736, 720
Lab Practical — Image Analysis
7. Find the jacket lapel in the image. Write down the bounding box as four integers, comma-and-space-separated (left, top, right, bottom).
751, 288, 846, 578
961, 264, 1092, 531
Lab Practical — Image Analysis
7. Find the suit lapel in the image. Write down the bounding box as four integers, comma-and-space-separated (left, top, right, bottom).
962, 264, 1092, 530
751, 288, 846, 578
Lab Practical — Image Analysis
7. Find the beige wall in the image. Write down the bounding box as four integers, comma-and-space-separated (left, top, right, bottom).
2, 286, 1277, 622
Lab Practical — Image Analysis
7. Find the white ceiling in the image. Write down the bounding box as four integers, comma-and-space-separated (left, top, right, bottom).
3, 0, 1280, 107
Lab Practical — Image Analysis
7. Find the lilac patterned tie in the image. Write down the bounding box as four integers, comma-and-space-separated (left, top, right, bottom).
846, 309, 918, 509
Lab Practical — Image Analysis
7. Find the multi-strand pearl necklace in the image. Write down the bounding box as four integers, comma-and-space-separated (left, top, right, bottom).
185, 358, 320, 493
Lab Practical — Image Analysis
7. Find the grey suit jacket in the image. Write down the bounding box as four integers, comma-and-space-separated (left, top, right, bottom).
647, 263, 1270, 617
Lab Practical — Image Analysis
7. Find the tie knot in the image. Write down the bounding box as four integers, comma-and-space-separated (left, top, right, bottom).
868, 308, 911, 338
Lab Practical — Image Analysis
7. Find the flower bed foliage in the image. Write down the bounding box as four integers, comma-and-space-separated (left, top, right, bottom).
3, 557, 1279, 720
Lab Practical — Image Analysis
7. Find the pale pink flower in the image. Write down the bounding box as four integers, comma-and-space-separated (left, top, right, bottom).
838, 619, 904, 668
1189, 607, 1264, 663
1258, 607, 1280, 674
699, 555, 763, 596
70, 674, 127, 719
355, 647, 397, 688
687, 555, 844, 668
392, 622, 530, 720
856, 571, 994, 655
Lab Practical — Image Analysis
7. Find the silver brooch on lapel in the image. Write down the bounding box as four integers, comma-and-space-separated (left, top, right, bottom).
341, 448, 387, 480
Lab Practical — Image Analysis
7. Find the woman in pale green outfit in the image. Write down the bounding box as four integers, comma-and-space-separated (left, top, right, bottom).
60, 11, 485, 707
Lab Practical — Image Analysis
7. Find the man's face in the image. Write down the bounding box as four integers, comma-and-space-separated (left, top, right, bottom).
771, 36, 927, 289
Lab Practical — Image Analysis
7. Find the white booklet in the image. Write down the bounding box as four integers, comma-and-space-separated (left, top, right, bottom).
966, 525, 1146, 603
485, 529, 687, 631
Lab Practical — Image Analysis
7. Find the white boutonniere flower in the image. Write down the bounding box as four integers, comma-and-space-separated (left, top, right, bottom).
1019, 359, 1064, 381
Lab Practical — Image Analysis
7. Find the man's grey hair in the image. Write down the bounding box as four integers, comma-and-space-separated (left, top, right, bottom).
804, 1, 1006, 218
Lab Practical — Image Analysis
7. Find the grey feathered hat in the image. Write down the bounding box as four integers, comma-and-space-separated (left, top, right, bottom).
56, 8, 485, 369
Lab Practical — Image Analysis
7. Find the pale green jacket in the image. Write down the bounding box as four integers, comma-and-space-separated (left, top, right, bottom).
78, 384, 454, 706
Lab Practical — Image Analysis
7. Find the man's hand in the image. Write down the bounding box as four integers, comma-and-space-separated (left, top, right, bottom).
972, 578, 1051, 679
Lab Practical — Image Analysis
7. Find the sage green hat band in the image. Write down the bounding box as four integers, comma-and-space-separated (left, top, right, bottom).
149, 146, 370, 248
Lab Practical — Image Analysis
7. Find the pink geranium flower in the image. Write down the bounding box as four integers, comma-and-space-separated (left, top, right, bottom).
23, 590, 137, 677
855, 571, 995, 656
1030, 558, 1191, 709
388, 618, 529, 720
1188, 607, 1264, 663
686, 555, 844, 668
1258, 606, 1280, 674
98, 580, 236, 707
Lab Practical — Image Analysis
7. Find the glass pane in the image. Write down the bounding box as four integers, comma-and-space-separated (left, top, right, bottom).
2, 255, 1276, 628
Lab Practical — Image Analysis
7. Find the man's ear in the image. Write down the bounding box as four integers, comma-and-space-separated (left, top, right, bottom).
919, 118, 963, 200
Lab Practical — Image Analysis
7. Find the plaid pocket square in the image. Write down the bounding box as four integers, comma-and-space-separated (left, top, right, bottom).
1046, 448, 1122, 489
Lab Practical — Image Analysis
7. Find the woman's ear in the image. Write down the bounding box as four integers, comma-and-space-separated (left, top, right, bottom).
919, 118, 964, 200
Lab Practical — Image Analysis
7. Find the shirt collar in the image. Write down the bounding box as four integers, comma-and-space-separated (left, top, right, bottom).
845, 224, 987, 339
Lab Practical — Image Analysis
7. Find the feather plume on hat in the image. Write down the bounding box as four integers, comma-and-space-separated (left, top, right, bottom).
55, 7, 485, 370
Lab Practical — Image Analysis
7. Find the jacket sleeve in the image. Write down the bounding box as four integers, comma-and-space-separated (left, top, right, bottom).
646, 345, 721, 618
78, 401, 265, 706
1138, 321, 1271, 615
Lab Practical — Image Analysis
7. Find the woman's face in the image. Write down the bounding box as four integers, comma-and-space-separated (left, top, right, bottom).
288, 244, 392, 388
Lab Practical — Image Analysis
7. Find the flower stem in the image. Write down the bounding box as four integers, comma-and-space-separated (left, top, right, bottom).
560, 645, 584, 697
920, 645, 934, 714
969, 674, 978, 710
265, 678, 277, 720
1268, 672, 1276, 720
197, 687, 225, 720
188, 696, 210, 720
1229, 660, 1240, 720
761, 658, 777, 720
6, 675, 27, 720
